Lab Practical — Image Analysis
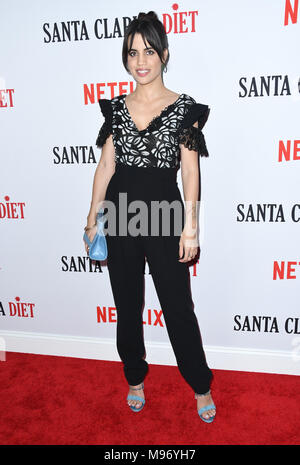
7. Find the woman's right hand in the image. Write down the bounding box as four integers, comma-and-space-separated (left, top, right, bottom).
84, 224, 98, 255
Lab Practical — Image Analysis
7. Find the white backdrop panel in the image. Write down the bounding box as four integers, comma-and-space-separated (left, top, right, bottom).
1, 0, 299, 375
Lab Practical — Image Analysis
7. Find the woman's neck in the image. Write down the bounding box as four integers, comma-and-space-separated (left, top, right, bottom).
131, 82, 169, 103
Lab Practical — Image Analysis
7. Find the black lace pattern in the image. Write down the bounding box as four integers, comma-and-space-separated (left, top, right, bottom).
95, 99, 113, 148
95, 93, 210, 168
178, 119, 210, 157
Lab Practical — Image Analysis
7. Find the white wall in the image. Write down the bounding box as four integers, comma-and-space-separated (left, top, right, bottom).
1, 0, 299, 375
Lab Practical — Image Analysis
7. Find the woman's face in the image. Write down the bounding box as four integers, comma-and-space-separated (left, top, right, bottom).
126, 33, 167, 84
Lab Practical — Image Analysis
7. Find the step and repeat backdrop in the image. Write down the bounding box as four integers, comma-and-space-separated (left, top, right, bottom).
1, 0, 299, 375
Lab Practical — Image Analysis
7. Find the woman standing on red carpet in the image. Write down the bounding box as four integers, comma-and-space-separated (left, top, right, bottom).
84, 11, 216, 423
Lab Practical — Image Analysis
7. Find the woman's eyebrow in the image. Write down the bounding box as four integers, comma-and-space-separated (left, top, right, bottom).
129, 47, 153, 51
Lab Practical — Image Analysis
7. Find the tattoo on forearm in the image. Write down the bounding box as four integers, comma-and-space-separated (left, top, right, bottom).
185, 201, 198, 230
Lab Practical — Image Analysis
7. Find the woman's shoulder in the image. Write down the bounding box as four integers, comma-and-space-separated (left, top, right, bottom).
97, 95, 125, 118
98, 95, 124, 106
111, 94, 125, 103
181, 93, 209, 110
179, 94, 210, 130
182, 93, 196, 105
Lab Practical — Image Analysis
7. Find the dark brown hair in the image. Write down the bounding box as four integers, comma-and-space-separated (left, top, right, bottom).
122, 11, 170, 74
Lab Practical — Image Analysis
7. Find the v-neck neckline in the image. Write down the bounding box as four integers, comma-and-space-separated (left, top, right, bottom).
122, 93, 184, 134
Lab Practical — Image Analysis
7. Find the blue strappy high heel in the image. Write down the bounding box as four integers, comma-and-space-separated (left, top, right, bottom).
127, 382, 145, 412
195, 389, 216, 423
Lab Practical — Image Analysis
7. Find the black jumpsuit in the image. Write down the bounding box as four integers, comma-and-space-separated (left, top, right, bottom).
95, 93, 213, 395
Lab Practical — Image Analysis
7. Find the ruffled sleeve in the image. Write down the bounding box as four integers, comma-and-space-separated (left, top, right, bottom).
95, 98, 113, 148
178, 103, 210, 157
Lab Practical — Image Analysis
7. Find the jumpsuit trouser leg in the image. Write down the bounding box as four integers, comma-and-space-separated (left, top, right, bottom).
142, 235, 213, 394
107, 234, 149, 386
104, 164, 213, 394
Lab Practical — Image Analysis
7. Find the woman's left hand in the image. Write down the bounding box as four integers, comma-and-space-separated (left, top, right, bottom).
178, 231, 199, 262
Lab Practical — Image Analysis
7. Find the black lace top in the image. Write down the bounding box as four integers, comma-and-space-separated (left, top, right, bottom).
95, 93, 210, 169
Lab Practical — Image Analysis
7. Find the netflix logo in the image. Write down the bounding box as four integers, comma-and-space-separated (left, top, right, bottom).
278, 140, 300, 162
284, 0, 299, 25
273, 261, 300, 280
97, 306, 165, 327
84, 81, 135, 105
0, 89, 15, 108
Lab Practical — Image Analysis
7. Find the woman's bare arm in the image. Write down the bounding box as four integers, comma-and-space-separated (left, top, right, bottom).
86, 134, 116, 227
178, 120, 200, 262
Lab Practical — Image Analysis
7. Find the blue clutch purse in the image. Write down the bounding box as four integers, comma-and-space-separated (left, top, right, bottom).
83, 208, 108, 261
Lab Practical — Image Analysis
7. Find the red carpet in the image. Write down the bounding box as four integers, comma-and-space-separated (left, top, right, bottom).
0, 351, 299, 445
